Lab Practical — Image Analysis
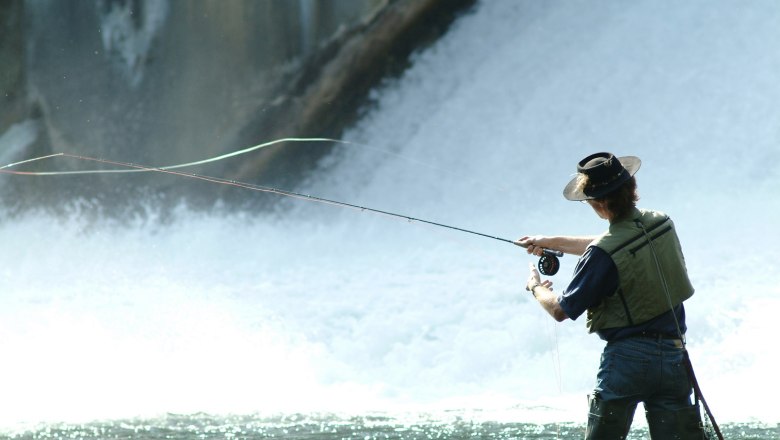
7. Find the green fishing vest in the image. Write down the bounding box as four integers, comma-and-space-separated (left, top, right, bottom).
585, 208, 695, 333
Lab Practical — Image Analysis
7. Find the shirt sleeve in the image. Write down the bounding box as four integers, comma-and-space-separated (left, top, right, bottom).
557, 246, 619, 321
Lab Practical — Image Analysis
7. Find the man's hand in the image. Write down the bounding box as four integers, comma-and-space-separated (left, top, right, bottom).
515, 235, 548, 257
526, 263, 553, 292
526, 263, 567, 321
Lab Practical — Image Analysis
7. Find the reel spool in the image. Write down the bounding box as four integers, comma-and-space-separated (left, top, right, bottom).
538, 249, 563, 276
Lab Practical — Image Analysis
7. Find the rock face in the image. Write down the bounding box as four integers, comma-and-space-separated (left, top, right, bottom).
0, 0, 475, 212
228, 0, 476, 186
0, 0, 25, 131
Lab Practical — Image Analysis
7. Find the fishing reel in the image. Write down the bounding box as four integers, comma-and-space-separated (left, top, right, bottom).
538, 249, 563, 276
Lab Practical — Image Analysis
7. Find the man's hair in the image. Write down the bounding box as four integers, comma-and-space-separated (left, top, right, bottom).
596, 176, 639, 219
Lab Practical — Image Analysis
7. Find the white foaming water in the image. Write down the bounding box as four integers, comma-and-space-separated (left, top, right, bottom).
3, 0, 780, 428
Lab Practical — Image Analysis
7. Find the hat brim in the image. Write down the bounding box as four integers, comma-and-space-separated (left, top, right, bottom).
562, 156, 641, 201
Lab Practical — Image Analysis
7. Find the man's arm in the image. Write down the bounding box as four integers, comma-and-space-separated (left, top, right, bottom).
516, 235, 597, 256
526, 263, 569, 321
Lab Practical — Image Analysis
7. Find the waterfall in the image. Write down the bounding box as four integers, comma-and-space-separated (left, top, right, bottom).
1, 0, 779, 427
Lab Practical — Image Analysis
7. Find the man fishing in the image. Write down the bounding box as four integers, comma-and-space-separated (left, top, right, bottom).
516, 152, 705, 439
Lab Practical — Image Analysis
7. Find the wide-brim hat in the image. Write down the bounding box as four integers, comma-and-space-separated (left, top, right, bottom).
562, 152, 641, 201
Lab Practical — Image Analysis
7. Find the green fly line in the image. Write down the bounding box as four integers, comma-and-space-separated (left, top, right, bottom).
0, 137, 343, 175
0, 139, 527, 247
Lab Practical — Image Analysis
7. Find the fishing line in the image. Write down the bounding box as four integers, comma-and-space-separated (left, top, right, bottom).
1, 152, 516, 245
0, 138, 344, 175
0, 137, 515, 197
1, 141, 564, 268
0, 136, 459, 177
0, 153, 64, 172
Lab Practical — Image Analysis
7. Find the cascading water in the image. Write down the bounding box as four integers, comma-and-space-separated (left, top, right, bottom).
2, 0, 780, 437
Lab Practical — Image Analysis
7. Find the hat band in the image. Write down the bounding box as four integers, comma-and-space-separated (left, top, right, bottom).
586, 169, 629, 189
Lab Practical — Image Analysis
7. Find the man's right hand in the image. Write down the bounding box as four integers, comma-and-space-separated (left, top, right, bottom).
514, 235, 548, 256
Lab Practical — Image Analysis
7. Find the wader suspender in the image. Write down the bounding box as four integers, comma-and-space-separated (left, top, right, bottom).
635, 219, 724, 440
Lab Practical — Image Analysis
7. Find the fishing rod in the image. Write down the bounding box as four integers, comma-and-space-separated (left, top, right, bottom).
1, 150, 564, 275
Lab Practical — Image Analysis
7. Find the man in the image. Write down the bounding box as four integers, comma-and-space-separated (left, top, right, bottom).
516, 152, 704, 439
